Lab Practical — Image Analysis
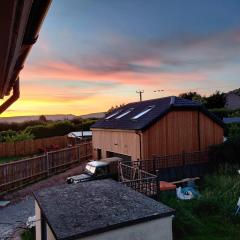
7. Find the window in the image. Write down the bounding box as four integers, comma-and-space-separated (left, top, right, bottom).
131, 105, 155, 120
105, 110, 121, 120
116, 108, 134, 119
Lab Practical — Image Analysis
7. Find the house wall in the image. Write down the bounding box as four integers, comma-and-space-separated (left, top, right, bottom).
199, 112, 224, 150
35, 201, 41, 240
225, 93, 240, 110
79, 216, 173, 240
92, 129, 141, 160
142, 111, 224, 158
92, 110, 224, 160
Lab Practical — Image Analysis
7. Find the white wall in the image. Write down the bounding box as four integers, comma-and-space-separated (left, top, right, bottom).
80, 216, 173, 240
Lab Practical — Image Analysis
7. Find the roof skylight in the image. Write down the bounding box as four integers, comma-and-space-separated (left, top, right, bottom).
131, 106, 155, 120
105, 110, 121, 120
116, 108, 134, 119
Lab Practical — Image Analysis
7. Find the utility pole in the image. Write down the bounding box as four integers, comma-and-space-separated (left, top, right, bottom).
136, 90, 144, 102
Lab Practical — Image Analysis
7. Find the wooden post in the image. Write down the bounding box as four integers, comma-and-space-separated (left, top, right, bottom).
182, 151, 185, 166
85, 142, 88, 161
46, 153, 50, 177
156, 170, 160, 201
77, 145, 81, 163
152, 154, 156, 174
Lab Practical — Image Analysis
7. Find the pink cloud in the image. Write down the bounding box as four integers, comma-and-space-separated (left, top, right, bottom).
21, 60, 207, 86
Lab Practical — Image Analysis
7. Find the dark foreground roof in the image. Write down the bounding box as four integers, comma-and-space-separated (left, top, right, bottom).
91, 96, 224, 130
34, 180, 174, 240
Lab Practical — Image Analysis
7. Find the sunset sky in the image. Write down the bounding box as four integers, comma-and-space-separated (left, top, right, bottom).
2, 0, 240, 117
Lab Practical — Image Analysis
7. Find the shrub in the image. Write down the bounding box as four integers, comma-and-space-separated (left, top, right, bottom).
228, 123, 240, 138
0, 130, 34, 143
209, 136, 240, 167
25, 121, 76, 139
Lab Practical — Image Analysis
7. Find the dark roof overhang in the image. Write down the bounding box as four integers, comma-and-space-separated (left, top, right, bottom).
0, 0, 52, 114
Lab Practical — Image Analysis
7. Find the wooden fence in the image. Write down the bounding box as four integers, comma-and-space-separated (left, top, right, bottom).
0, 135, 68, 157
129, 150, 209, 181
0, 142, 92, 194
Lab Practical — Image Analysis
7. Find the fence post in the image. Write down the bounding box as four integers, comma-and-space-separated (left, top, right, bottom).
85, 142, 88, 161
46, 152, 50, 177
152, 154, 156, 173
156, 170, 160, 201
182, 151, 185, 165
77, 145, 81, 163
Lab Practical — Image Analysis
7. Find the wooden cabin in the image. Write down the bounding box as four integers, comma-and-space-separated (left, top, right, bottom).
91, 97, 224, 161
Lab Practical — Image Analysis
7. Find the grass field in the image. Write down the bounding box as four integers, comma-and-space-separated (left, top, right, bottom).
161, 173, 240, 240
0, 156, 22, 164
20, 167, 240, 240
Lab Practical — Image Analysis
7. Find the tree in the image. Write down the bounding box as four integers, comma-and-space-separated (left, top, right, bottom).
179, 91, 202, 100
39, 115, 47, 122
179, 91, 206, 104
205, 91, 226, 109
107, 104, 125, 113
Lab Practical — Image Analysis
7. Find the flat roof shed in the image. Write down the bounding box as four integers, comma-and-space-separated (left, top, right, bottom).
34, 179, 175, 240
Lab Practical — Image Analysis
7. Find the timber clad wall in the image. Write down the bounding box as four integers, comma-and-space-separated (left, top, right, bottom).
92, 129, 140, 160
0, 136, 68, 157
142, 111, 223, 159
199, 112, 224, 150
92, 110, 224, 161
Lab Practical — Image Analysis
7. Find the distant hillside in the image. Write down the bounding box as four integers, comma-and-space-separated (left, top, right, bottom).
0, 112, 105, 123
0, 114, 76, 123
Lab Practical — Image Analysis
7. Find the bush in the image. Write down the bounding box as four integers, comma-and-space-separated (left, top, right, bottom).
0, 118, 98, 140
228, 123, 240, 138
21, 228, 35, 240
209, 136, 240, 167
25, 121, 76, 139
0, 130, 34, 143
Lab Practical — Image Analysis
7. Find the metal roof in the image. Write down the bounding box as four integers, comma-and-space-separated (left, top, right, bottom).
91, 96, 224, 131
34, 179, 175, 240
67, 131, 92, 138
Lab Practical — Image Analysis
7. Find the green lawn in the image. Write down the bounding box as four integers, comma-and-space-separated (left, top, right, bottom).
0, 156, 22, 164
161, 173, 240, 240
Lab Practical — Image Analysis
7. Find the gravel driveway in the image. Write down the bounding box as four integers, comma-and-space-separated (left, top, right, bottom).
0, 196, 34, 239
0, 164, 86, 239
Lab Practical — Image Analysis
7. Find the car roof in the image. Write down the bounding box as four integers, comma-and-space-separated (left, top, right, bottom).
87, 161, 109, 167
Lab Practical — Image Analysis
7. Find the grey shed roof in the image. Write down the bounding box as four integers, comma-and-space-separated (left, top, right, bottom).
223, 117, 240, 124
91, 96, 224, 130
34, 179, 175, 240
